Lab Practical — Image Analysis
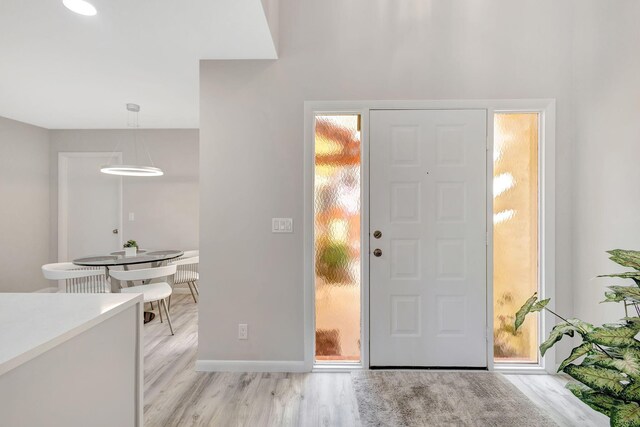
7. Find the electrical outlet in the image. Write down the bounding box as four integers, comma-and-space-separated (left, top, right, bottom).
238, 323, 248, 340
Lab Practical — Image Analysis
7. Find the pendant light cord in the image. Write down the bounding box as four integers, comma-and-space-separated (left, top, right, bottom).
136, 110, 156, 167
131, 107, 156, 167
107, 134, 124, 166
102, 103, 160, 173
108, 106, 156, 167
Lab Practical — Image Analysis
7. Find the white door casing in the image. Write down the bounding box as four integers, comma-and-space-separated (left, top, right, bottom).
369, 109, 487, 367
58, 152, 123, 262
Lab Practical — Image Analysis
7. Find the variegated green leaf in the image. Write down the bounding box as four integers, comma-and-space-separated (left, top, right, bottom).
594, 349, 640, 379
583, 353, 605, 366
585, 349, 623, 365
608, 249, 640, 270
599, 272, 640, 287
566, 382, 622, 417
530, 298, 550, 312
586, 326, 640, 349
567, 318, 597, 335
607, 323, 630, 329
605, 291, 628, 303
607, 286, 640, 303
608, 250, 640, 271
624, 317, 640, 330
611, 402, 640, 427
514, 293, 538, 331
540, 322, 576, 356
538, 318, 596, 356
563, 365, 626, 397
558, 343, 593, 372
622, 381, 640, 402
600, 272, 640, 280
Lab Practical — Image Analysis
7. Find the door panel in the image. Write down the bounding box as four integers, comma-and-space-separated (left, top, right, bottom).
369, 109, 487, 367
59, 154, 122, 261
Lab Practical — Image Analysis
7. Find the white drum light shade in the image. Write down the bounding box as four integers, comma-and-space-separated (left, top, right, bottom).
63, 0, 97, 16
100, 165, 163, 177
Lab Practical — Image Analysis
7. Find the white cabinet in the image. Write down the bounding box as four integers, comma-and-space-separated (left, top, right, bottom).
0, 293, 143, 427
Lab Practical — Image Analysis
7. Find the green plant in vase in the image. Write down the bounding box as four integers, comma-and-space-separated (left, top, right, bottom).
123, 240, 139, 256
515, 249, 640, 427
123, 240, 138, 249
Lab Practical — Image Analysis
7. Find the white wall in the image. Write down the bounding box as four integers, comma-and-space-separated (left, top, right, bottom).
198, 0, 575, 364
571, 1, 640, 325
260, 0, 279, 53
49, 129, 199, 260
0, 117, 50, 292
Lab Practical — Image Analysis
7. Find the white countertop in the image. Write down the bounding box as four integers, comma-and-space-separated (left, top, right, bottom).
0, 293, 142, 376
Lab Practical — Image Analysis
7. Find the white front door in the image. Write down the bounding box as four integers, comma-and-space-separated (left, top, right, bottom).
58, 153, 122, 261
369, 109, 487, 367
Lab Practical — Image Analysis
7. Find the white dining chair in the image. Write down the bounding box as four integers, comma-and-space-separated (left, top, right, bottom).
109, 264, 177, 335
42, 262, 110, 293
179, 250, 199, 259
171, 255, 199, 303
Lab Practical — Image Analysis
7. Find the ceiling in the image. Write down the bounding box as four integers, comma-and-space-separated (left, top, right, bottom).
0, 0, 277, 129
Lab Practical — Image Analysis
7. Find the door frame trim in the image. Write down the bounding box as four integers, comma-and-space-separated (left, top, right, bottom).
303, 100, 556, 373
58, 152, 123, 262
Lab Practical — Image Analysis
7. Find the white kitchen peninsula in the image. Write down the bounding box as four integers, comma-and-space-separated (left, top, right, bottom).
0, 293, 143, 427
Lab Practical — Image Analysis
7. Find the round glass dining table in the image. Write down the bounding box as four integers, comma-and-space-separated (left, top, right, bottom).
73, 249, 183, 270
73, 249, 184, 323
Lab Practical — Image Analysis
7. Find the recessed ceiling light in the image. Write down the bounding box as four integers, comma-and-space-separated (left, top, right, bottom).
63, 0, 97, 16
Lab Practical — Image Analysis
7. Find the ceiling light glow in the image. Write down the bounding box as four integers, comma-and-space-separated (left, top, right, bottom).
63, 0, 97, 16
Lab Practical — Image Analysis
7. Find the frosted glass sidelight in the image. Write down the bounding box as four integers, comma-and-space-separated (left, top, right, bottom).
314, 115, 361, 362
493, 113, 539, 364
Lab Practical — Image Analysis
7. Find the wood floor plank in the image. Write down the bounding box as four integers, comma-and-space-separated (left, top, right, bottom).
504, 374, 609, 427
143, 295, 607, 427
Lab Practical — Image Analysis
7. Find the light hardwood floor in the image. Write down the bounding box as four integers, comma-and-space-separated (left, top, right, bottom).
144, 295, 608, 427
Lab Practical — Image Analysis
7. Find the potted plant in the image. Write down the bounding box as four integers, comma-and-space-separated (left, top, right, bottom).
123, 240, 138, 257
515, 249, 640, 427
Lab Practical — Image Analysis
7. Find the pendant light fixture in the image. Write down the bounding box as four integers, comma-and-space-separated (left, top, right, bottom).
101, 104, 164, 177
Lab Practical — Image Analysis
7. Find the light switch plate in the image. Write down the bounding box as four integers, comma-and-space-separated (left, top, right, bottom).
272, 218, 293, 233
128, 212, 135, 221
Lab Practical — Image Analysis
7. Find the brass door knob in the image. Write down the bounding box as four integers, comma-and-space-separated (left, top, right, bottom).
373, 249, 382, 257
373, 230, 382, 239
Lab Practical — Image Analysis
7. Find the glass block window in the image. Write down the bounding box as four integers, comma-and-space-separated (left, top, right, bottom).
493, 113, 540, 364
314, 114, 361, 362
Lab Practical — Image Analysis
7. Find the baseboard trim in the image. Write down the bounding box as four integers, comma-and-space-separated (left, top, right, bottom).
493, 365, 549, 375
33, 287, 59, 293
313, 362, 363, 373
195, 359, 307, 373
